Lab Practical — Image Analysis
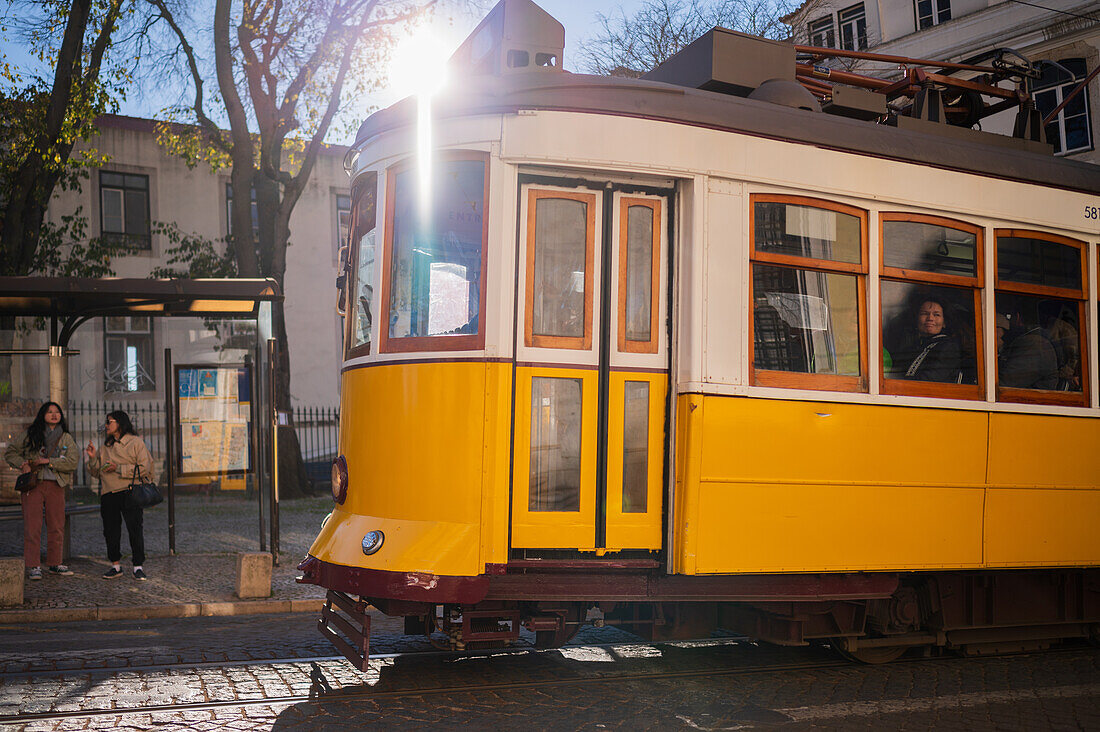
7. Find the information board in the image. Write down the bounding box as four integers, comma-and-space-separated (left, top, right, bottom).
175, 364, 252, 476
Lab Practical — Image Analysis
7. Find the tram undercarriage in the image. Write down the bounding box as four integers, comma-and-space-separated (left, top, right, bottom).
299, 558, 1100, 669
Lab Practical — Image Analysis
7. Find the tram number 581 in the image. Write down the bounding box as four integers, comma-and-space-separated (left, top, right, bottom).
1085, 205, 1100, 220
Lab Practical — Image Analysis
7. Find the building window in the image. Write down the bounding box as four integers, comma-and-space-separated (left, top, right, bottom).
916, 0, 950, 29
750, 195, 868, 392
838, 4, 867, 51
104, 316, 155, 393
99, 172, 150, 248
1033, 59, 1093, 156
880, 214, 983, 399
225, 183, 259, 239
809, 16, 835, 48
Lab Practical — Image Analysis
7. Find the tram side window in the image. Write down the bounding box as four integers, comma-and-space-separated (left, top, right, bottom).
994, 230, 1087, 405
880, 215, 982, 398
347, 173, 377, 356
750, 196, 867, 392
381, 155, 488, 352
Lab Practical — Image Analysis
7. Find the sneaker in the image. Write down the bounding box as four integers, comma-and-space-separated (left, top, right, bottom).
102, 566, 123, 579
27, 567, 42, 581
133, 568, 147, 581
47, 565, 74, 576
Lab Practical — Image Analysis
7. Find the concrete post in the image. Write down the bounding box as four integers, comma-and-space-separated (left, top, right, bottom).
48, 346, 67, 408
0, 558, 24, 607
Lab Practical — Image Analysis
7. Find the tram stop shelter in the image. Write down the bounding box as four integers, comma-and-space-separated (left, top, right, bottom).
0, 277, 282, 407
0, 276, 284, 557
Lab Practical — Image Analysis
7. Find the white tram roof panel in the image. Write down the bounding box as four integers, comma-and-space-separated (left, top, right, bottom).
354, 0, 1100, 196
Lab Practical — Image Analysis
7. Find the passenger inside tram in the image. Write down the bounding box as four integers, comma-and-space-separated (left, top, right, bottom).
883, 291, 973, 383
995, 297, 1071, 390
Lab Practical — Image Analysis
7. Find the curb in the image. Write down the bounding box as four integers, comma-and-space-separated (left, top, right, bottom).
0, 598, 323, 624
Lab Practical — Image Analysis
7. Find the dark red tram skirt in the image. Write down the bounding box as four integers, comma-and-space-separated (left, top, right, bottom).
297, 554, 898, 606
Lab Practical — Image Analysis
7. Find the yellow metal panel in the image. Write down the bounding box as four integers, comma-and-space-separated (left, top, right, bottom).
338, 363, 487, 524
672, 394, 704, 574
511, 366, 599, 549
985, 488, 1100, 566
695, 482, 985, 573
308, 508, 481, 576
700, 398, 988, 486
605, 372, 666, 550
479, 363, 514, 566
987, 413, 1100, 488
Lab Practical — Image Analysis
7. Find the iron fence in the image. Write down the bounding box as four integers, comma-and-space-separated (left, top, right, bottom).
293, 405, 340, 484
69, 400, 167, 490
67, 401, 340, 489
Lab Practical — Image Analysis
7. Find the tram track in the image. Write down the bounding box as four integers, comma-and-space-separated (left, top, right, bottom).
0, 649, 853, 725
0, 635, 742, 682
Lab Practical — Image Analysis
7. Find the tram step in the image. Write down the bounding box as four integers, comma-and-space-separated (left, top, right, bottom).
318, 590, 371, 671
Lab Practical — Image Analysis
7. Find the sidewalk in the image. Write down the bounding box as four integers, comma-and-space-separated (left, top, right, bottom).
0, 495, 331, 623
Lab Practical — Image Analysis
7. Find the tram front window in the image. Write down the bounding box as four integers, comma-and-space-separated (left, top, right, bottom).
386, 157, 486, 344
349, 174, 377, 353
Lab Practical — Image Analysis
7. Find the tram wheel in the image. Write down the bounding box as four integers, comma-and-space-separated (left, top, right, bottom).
830, 638, 908, 664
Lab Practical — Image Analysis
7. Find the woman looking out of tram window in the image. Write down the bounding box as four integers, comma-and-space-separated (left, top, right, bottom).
889, 297, 963, 383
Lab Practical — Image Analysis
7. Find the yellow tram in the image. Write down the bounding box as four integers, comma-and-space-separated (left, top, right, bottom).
299, 0, 1100, 667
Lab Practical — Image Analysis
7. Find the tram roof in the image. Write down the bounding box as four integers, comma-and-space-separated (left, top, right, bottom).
355, 71, 1100, 196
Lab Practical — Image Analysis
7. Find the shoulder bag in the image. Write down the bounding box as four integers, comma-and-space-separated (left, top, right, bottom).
15, 470, 37, 493
125, 464, 163, 509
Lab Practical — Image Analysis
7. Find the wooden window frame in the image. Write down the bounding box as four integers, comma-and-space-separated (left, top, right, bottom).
879, 213, 984, 400
749, 194, 869, 392
524, 188, 597, 351
345, 173, 378, 360
994, 229, 1089, 407
617, 196, 661, 354
378, 151, 490, 354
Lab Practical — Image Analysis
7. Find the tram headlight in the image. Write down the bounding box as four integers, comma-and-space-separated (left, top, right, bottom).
331, 455, 348, 505
362, 530, 385, 555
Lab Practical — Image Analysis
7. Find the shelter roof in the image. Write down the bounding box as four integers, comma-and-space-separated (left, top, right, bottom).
0, 277, 282, 319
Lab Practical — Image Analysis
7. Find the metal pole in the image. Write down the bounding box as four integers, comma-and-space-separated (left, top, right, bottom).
248, 351, 265, 552
267, 338, 279, 565
164, 349, 176, 555
48, 346, 68, 409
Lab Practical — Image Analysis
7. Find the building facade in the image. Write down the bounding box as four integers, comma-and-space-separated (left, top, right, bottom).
784, 0, 1100, 163
5, 114, 348, 410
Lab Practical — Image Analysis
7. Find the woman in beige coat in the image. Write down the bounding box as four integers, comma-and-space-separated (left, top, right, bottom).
85, 410, 154, 580
3, 401, 80, 580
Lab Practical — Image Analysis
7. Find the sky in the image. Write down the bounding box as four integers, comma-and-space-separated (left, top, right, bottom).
0, 0, 647, 144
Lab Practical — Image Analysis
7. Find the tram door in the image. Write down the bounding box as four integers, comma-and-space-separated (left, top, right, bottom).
511, 182, 669, 552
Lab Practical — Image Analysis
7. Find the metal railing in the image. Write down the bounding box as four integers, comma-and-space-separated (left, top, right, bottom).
68, 400, 167, 489
293, 405, 340, 484
66, 401, 340, 489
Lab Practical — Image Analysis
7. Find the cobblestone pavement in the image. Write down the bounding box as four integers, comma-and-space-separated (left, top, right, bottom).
0, 613, 1098, 731
1, 496, 331, 613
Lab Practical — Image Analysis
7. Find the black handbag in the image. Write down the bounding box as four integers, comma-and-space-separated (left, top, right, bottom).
125, 465, 163, 509
15, 470, 37, 493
